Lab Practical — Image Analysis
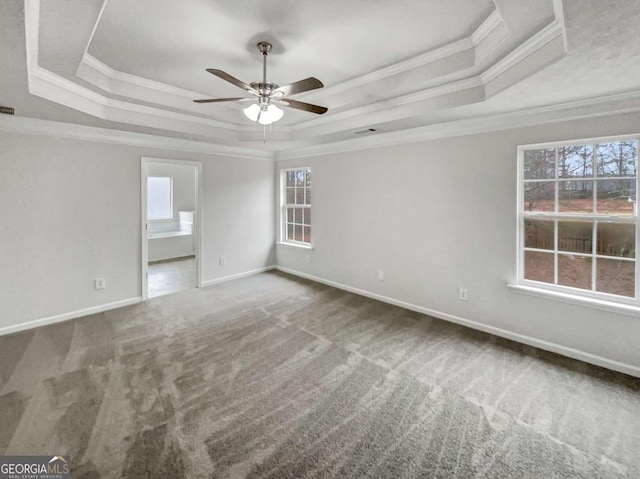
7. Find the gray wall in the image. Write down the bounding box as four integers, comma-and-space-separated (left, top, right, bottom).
0, 131, 275, 329
276, 111, 640, 371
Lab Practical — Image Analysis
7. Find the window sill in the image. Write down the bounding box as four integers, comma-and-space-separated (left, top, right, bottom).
276, 241, 313, 250
148, 230, 191, 239
507, 283, 640, 317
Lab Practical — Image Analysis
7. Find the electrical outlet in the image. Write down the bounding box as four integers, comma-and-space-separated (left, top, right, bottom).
219, 256, 226, 266
378, 270, 384, 281
95, 278, 106, 290
459, 288, 468, 301
305, 254, 311, 264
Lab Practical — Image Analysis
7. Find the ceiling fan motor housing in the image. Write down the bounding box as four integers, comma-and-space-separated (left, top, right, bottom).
250, 81, 279, 97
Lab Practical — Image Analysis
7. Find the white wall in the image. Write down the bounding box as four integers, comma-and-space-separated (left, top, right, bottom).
0, 131, 275, 331
276, 111, 640, 373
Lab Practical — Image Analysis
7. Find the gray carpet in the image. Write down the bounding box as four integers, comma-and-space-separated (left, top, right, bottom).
1, 271, 639, 478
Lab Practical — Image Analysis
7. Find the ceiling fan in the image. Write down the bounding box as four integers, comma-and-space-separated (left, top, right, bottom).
194, 42, 328, 125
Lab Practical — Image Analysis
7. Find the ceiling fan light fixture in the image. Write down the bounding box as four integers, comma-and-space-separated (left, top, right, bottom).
243, 103, 261, 122
258, 104, 284, 125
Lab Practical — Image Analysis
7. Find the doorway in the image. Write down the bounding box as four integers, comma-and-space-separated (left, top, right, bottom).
141, 158, 202, 299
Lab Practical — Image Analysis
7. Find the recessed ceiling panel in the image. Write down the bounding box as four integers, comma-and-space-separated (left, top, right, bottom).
88, 0, 494, 95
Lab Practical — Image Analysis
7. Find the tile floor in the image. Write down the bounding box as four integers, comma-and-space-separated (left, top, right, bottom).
148, 256, 196, 298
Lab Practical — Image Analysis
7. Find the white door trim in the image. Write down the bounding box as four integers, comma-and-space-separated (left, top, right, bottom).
141, 157, 203, 300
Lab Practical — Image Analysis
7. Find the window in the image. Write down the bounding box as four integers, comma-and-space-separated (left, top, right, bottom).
147, 176, 173, 220
518, 137, 639, 305
282, 167, 311, 244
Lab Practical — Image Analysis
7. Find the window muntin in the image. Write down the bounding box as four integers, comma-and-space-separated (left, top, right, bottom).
147, 176, 173, 220
518, 138, 639, 303
283, 168, 311, 244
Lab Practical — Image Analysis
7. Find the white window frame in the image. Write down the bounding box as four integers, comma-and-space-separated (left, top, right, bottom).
281, 167, 312, 246
147, 176, 174, 221
516, 134, 640, 310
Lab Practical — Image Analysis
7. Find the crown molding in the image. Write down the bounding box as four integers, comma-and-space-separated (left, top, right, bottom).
82, 53, 202, 99
287, 16, 565, 134
0, 114, 274, 160
275, 90, 640, 160
29, 63, 300, 142
77, 54, 244, 120
291, 77, 485, 134
291, 17, 566, 134
29, 65, 254, 137
298, 9, 507, 104
73, 8, 508, 125
471, 9, 504, 46
480, 19, 564, 84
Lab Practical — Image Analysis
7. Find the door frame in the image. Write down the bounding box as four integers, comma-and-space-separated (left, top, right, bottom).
141, 157, 203, 300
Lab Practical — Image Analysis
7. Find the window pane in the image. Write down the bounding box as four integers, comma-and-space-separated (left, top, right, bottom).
305, 170, 312, 187
294, 208, 303, 224
524, 219, 554, 250
304, 208, 311, 226
287, 223, 294, 240
295, 188, 304, 205
147, 177, 172, 219
558, 220, 592, 254
296, 170, 305, 186
596, 179, 636, 215
286, 171, 295, 187
559, 180, 593, 213
557, 254, 592, 290
558, 145, 593, 179
524, 148, 555, 180
294, 225, 303, 241
524, 182, 555, 212
287, 207, 293, 223
286, 188, 295, 204
303, 226, 311, 243
597, 222, 635, 258
597, 141, 638, 177
596, 258, 635, 297
524, 251, 554, 283
305, 187, 311, 205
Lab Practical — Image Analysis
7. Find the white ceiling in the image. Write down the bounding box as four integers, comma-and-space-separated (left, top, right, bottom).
88, 0, 495, 95
7, 0, 640, 156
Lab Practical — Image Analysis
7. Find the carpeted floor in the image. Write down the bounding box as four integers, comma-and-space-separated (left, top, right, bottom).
1, 271, 639, 478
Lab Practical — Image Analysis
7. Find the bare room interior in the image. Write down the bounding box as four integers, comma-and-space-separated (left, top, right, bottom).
0, 0, 639, 477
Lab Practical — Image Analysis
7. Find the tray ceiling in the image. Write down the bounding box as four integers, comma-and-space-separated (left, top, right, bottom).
16, 0, 640, 157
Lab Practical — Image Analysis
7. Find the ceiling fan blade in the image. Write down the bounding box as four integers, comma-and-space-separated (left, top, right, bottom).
277, 98, 328, 115
206, 69, 258, 95
193, 97, 251, 103
273, 77, 324, 97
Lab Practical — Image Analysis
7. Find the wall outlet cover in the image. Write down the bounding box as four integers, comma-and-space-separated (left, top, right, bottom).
459, 288, 468, 301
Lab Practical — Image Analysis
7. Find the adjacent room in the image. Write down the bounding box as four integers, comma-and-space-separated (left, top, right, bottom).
144, 160, 199, 298
1, 0, 639, 477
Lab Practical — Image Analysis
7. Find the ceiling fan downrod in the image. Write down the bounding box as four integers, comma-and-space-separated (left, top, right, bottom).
257, 41, 272, 85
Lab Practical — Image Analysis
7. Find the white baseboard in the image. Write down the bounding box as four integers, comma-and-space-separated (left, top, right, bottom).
201, 266, 276, 287
0, 297, 142, 337
275, 266, 640, 378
